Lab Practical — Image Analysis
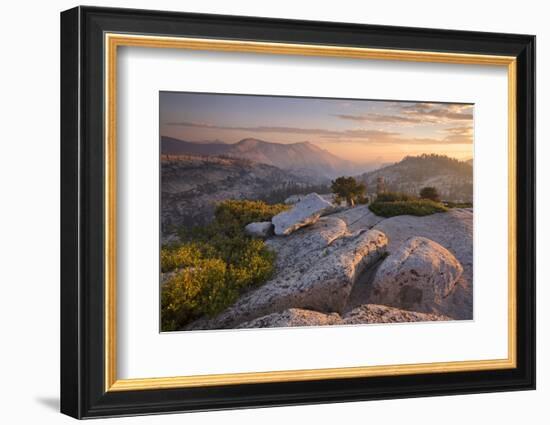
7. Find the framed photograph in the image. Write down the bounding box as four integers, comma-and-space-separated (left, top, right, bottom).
60, 6, 535, 419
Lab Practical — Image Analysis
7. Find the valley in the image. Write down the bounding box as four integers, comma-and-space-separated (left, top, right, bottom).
161, 138, 473, 236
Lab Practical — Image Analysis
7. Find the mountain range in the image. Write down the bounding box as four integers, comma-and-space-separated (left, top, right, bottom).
359, 154, 473, 202
161, 136, 361, 181
160, 135, 474, 233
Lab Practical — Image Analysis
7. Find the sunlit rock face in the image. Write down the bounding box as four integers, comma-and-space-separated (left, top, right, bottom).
271, 193, 334, 236
372, 209, 473, 319
369, 237, 463, 315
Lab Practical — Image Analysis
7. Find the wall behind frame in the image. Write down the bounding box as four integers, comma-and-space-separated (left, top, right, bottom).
0, 1, 543, 425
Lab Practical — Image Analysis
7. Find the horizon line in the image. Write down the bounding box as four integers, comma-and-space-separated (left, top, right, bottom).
160, 134, 473, 164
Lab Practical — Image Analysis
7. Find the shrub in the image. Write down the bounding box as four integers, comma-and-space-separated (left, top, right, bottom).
161, 259, 228, 331
161, 200, 285, 331
444, 201, 473, 208
160, 243, 203, 273
419, 186, 440, 202
369, 200, 448, 217
375, 191, 415, 202
215, 199, 289, 228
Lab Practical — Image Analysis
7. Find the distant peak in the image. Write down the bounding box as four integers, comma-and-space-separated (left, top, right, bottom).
296, 141, 322, 150
237, 138, 265, 145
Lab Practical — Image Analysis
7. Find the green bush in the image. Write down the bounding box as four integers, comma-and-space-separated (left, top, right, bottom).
375, 191, 415, 202
215, 199, 289, 228
161, 259, 227, 331
419, 186, 441, 202
444, 201, 473, 208
369, 200, 448, 217
160, 243, 203, 273
178, 200, 288, 241
161, 200, 285, 331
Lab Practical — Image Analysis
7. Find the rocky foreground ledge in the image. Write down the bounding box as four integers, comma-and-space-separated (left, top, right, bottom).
186, 193, 473, 330
236, 305, 450, 329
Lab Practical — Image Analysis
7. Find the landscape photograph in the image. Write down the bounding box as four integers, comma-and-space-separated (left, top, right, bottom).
159, 91, 474, 332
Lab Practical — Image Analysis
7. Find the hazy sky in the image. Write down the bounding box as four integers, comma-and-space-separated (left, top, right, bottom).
160, 92, 473, 164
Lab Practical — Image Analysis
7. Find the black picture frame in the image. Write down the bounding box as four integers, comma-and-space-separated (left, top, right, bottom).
60, 5, 536, 419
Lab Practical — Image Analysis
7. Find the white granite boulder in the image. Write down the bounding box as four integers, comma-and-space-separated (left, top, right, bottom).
244, 221, 273, 238
265, 216, 347, 271
372, 209, 473, 319
369, 236, 463, 314
272, 193, 334, 236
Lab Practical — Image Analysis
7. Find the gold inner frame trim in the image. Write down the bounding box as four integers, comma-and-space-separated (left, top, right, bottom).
104, 33, 518, 392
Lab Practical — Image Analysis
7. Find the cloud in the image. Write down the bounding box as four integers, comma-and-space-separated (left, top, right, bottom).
165, 119, 472, 146
320, 128, 401, 141
333, 103, 473, 126
165, 120, 344, 137
321, 125, 473, 146
401, 103, 473, 122
439, 125, 473, 144
165, 121, 402, 141
333, 113, 422, 124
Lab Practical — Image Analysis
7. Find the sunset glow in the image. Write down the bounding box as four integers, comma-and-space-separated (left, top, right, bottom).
160, 92, 473, 165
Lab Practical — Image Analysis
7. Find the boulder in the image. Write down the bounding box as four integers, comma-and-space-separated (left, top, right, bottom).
284, 229, 387, 313
369, 236, 463, 314
237, 308, 342, 328
188, 228, 388, 329
265, 216, 347, 271
372, 209, 473, 319
237, 304, 450, 329
244, 221, 273, 238
272, 193, 333, 235
342, 304, 450, 324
